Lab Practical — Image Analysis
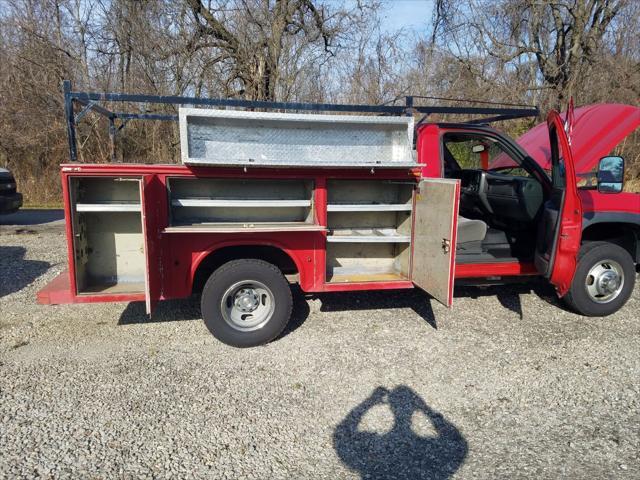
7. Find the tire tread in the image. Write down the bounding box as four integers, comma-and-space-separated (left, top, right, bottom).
564, 241, 635, 316
201, 259, 292, 347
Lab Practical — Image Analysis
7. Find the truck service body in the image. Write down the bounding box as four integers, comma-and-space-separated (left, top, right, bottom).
38, 84, 640, 347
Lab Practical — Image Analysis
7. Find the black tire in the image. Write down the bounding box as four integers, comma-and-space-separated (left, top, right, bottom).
201, 259, 292, 347
563, 241, 636, 316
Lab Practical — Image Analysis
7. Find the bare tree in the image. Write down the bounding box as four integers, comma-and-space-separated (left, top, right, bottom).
0, 0, 637, 203
183, 0, 350, 101
431, 0, 631, 109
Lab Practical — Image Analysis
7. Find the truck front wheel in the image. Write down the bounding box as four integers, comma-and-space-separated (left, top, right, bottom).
563, 241, 636, 317
201, 259, 293, 347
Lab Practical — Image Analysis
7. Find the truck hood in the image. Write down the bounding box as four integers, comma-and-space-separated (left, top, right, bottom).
492, 103, 640, 173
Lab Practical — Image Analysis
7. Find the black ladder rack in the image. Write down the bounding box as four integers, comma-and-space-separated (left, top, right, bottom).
63, 80, 539, 163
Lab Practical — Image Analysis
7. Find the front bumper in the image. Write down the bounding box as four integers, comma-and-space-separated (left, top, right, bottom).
0, 192, 23, 213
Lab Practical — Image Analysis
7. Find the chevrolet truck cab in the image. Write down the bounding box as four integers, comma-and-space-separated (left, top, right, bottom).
428, 104, 639, 317
37, 83, 640, 347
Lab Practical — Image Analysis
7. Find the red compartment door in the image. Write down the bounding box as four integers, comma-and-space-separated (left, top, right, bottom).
140, 175, 162, 314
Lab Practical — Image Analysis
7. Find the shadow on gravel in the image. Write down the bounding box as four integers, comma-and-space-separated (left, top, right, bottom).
334, 386, 468, 480
116, 285, 311, 339
454, 280, 563, 318
313, 289, 438, 329
277, 285, 310, 339
0, 209, 63, 226
0, 246, 50, 298
116, 281, 564, 331
118, 296, 201, 325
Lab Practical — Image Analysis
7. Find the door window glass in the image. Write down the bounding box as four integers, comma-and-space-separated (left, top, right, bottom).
442, 133, 529, 176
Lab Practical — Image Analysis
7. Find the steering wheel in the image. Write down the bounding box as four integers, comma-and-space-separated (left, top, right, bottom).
460, 170, 493, 215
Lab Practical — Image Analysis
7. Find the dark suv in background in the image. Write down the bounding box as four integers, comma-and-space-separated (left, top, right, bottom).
0, 167, 22, 214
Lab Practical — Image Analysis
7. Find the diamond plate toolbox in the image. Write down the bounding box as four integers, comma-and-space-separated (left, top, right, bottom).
179, 108, 415, 168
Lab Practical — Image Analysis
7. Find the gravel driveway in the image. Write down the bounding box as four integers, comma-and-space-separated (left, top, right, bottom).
1, 216, 639, 479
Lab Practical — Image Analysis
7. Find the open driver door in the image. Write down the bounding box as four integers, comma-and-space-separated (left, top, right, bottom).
534, 111, 582, 295
411, 178, 460, 306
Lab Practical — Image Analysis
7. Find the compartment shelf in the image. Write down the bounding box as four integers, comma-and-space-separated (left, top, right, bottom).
327, 228, 411, 243
80, 282, 146, 295
76, 202, 141, 212
326, 266, 407, 283
171, 198, 311, 208
327, 203, 412, 212
168, 178, 314, 225
164, 223, 325, 233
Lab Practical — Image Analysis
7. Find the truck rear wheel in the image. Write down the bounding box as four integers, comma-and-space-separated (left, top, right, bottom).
563, 241, 635, 317
201, 259, 292, 347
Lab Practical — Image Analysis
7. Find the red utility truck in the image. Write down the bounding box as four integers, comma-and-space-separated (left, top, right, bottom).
37, 83, 640, 347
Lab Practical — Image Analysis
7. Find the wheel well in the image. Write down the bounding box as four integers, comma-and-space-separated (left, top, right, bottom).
582, 222, 640, 263
192, 245, 299, 293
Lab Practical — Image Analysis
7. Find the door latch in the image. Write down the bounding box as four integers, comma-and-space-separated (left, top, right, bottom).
442, 238, 451, 254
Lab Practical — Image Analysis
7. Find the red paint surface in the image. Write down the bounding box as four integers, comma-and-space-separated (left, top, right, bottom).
182, 234, 320, 295
416, 124, 442, 178
60, 170, 77, 297
447, 181, 461, 306
141, 174, 165, 313
455, 262, 538, 278
547, 112, 583, 296
37, 270, 146, 304
480, 149, 489, 170
579, 189, 640, 214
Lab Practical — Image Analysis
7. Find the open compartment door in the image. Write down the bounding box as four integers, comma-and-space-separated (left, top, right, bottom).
140, 176, 161, 314
411, 178, 460, 306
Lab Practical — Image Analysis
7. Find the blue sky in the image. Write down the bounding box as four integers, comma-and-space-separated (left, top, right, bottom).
379, 0, 434, 33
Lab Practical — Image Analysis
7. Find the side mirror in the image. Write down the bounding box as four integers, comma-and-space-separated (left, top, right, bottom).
597, 156, 624, 193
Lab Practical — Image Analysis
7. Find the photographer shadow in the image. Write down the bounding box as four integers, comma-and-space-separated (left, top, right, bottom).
334, 386, 467, 480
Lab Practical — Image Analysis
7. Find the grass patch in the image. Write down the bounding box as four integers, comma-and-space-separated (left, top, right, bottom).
23, 203, 64, 209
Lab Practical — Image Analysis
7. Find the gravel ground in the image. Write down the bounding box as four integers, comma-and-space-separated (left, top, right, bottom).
1, 217, 639, 479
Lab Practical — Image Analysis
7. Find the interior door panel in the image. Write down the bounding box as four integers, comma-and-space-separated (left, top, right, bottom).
485, 173, 544, 222
534, 191, 562, 275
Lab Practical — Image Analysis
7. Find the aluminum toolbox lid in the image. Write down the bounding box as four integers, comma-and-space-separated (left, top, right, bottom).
179, 107, 416, 168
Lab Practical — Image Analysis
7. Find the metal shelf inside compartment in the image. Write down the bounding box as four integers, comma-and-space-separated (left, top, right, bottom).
75, 202, 141, 212
164, 222, 324, 233
326, 227, 411, 243
171, 198, 311, 208
79, 281, 146, 294
326, 203, 412, 212
325, 266, 408, 283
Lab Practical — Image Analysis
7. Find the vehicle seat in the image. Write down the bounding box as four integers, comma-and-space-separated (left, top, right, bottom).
456, 216, 488, 253
457, 216, 487, 244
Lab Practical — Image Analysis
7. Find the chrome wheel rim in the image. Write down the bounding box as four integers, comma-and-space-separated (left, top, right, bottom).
221, 280, 275, 331
585, 259, 624, 304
